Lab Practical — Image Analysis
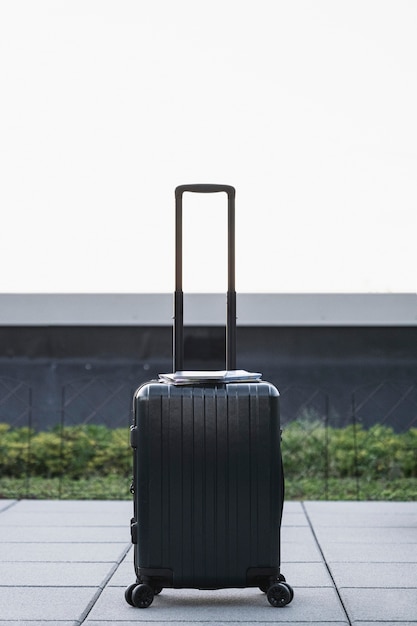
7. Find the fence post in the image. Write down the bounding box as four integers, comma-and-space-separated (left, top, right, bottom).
351, 392, 360, 500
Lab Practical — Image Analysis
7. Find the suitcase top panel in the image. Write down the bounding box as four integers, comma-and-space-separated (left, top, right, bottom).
134, 379, 280, 401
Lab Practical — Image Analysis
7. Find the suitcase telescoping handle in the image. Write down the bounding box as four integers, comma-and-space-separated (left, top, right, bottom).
174, 184, 236, 372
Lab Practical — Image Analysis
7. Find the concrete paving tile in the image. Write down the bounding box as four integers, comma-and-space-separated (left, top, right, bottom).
88, 586, 347, 622
329, 562, 417, 588
353, 623, 417, 626
1, 622, 76, 626
0, 500, 132, 529
283, 501, 304, 513
341, 588, 417, 622
0, 524, 129, 543
0, 561, 116, 587
305, 501, 417, 514
2, 500, 415, 625
304, 500, 416, 511
321, 541, 417, 563
314, 526, 417, 544
304, 511, 417, 528
0, 586, 98, 621
106, 559, 135, 586
10, 499, 132, 514
0, 542, 130, 563
281, 562, 334, 587
304, 501, 417, 528
0, 500, 16, 513
86, 622, 349, 626
281, 539, 323, 562
281, 512, 309, 526
281, 525, 317, 543
0, 510, 129, 527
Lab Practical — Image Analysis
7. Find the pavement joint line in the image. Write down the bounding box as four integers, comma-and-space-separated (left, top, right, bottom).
78, 543, 132, 624
301, 501, 352, 626
0, 500, 19, 514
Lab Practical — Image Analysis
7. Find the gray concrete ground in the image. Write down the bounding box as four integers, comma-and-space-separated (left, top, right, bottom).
0, 498, 416, 625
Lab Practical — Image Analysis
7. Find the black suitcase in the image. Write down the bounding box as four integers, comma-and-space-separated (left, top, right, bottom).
125, 184, 294, 609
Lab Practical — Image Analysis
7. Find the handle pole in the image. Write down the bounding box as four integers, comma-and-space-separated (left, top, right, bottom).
227, 190, 236, 370
174, 184, 236, 372
174, 193, 184, 371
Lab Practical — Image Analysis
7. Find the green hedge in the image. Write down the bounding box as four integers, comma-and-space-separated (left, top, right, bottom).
1, 421, 416, 481
0, 424, 131, 479
282, 421, 417, 480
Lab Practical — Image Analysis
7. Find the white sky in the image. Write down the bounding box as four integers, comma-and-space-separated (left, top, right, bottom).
1, 0, 416, 294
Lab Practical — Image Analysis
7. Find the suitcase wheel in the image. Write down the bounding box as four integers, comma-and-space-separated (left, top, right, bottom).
282, 582, 294, 603
266, 582, 294, 607
124, 583, 138, 607
131, 583, 155, 609
125, 581, 163, 607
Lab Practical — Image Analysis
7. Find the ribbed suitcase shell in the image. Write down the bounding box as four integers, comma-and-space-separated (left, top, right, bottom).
130, 379, 283, 590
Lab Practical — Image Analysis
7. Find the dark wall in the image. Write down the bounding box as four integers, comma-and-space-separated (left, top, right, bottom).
0, 326, 416, 430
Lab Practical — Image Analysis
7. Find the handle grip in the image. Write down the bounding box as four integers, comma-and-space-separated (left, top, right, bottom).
175, 183, 236, 197
174, 183, 236, 372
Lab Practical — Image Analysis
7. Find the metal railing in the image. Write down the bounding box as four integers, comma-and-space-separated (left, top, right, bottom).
1, 376, 416, 500
0, 377, 33, 497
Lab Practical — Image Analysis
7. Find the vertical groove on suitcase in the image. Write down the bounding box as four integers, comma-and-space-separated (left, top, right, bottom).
135, 382, 281, 589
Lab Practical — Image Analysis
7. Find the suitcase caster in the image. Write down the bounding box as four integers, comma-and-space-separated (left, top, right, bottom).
124, 583, 138, 607
125, 580, 163, 607
266, 582, 294, 607
131, 583, 154, 608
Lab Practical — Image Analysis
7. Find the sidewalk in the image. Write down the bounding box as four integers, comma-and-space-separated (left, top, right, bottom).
0, 499, 416, 625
